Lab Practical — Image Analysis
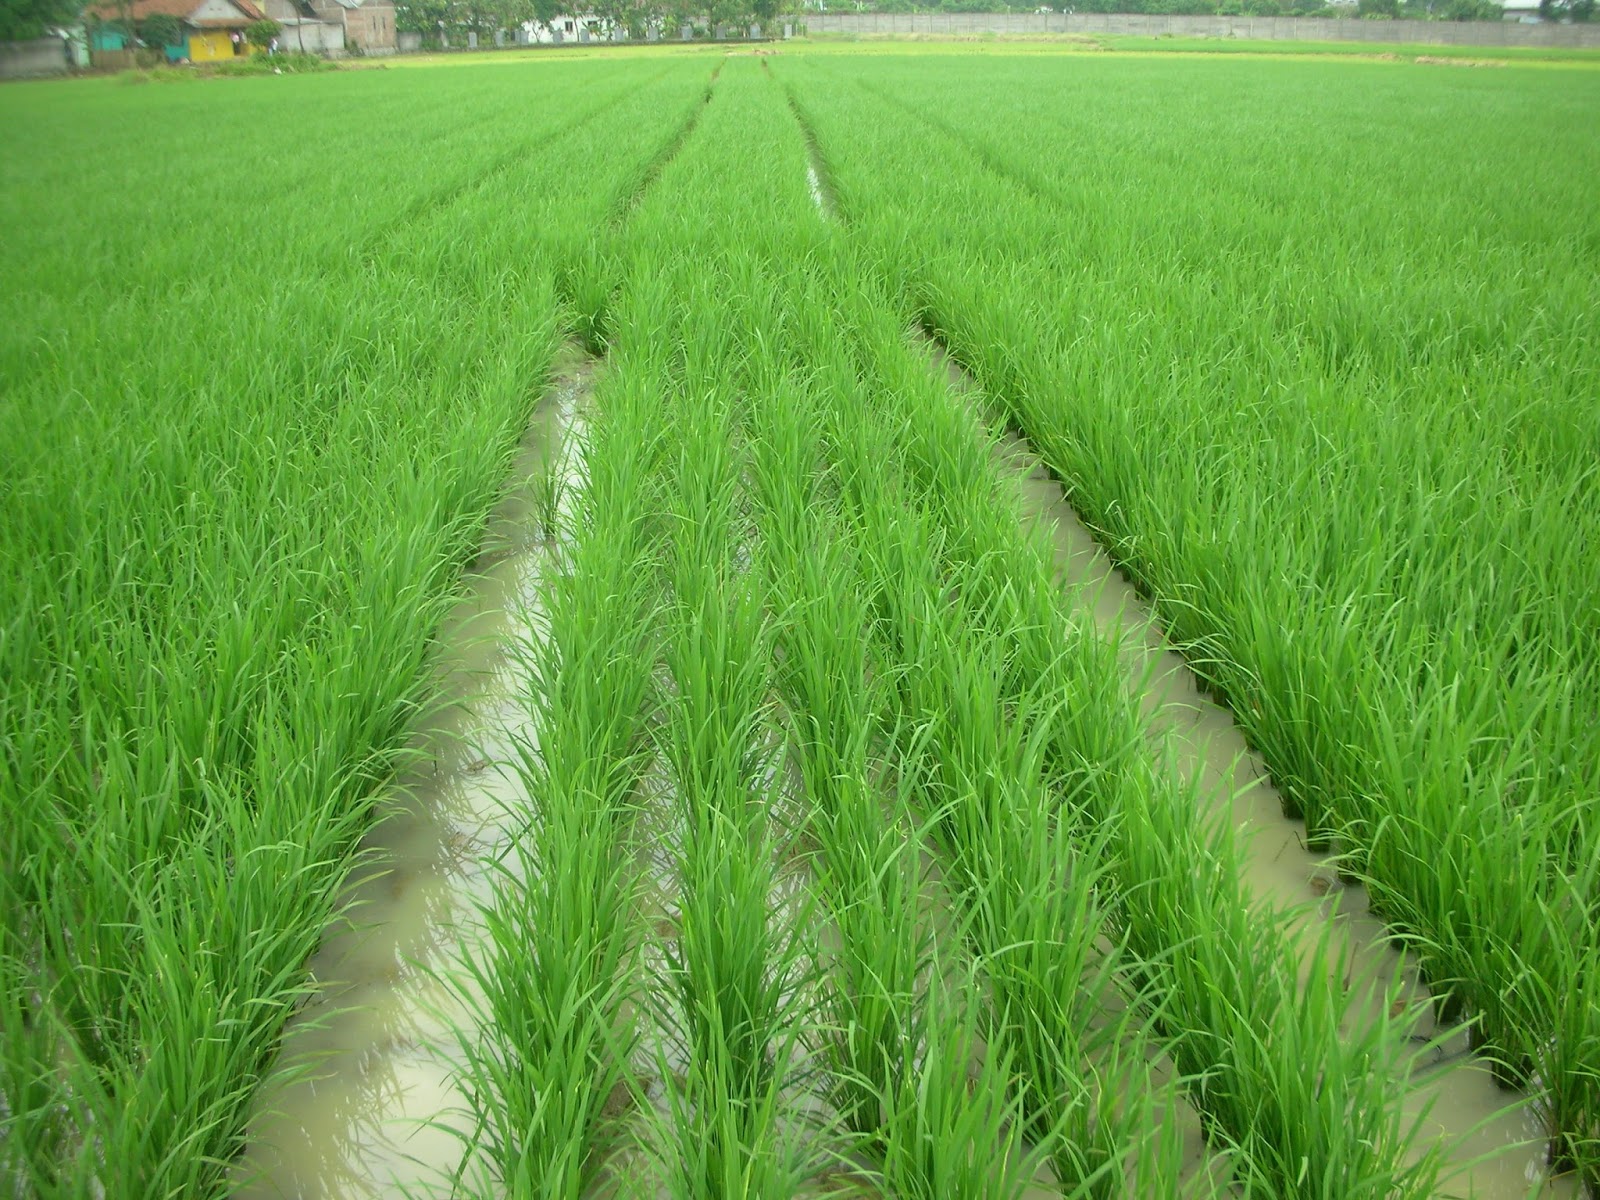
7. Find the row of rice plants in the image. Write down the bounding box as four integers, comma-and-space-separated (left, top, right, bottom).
388, 65, 725, 1198
776, 53, 1600, 1186
458, 58, 1446, 1196
758, 330, 1195, 1198
650, 345, 814, 1197
454, 341, 663, 1197
800, 257, 1442, 1199
616, 96, 835, 1195
732, 268, 1052, 1197
457, 66, 818, 1196
0, 61, 713, 1198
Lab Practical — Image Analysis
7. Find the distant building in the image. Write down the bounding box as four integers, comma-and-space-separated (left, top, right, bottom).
309, 0, 396, 52
1500, 0, 1541, 17
259, 0, 394, 51
517, 14, 619, 43
87, 0, 270, 62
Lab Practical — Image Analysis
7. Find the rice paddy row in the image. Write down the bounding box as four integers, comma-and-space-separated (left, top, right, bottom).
773, 49, 1600, 1190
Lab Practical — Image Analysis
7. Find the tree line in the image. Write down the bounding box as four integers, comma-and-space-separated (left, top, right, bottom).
2, 0, 1589, 46
395, 0, 783, 40
853, 0, 1594, 17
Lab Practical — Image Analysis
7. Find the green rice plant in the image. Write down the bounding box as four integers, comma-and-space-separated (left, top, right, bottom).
453, 356, 670, 1198
875, 966, 1043, 1200
12, 41, 1594, 1200
651, 804, 817, 1200
770, 244, 1439, 1197
630, 272, 817, 1195
779, 51, 1598, 1190
745, 394, 935, 1159
0, 59, 717, 1199
968, 804, 1183, 1197
732, 256, 1201, 1195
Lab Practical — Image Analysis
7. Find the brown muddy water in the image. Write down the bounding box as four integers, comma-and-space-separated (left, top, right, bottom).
232, 350, 593, 1200
926, 342, 1571, 1200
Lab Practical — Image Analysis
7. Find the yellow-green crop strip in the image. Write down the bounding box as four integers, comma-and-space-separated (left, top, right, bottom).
2, 45, 1595, 1200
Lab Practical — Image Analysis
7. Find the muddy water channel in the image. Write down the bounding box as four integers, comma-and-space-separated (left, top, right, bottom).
928, 345, 1571, 1200
233, 352, 592, 1199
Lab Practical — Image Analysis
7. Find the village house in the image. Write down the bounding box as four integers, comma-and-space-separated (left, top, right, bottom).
88, 0, 269, 62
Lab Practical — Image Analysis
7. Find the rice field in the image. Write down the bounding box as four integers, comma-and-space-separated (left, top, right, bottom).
1, 43, 1597, 1200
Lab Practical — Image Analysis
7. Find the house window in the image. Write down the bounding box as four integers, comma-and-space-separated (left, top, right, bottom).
564, 19, 574, 31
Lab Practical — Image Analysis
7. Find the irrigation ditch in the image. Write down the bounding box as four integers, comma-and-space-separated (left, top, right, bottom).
232, 349, 595, 1198
779, 54, 1574, 1193
234, 72, 1570, 1198
921, 335, 1570, 1200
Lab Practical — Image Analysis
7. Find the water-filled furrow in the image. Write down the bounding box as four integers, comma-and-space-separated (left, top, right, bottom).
232, 350, 594, 1199
923, 337, 1567, 1200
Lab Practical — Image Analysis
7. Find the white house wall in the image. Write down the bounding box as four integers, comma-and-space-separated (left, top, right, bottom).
518, 15, 625, 43
189, 0, 252, 24
276, 19, 346, 53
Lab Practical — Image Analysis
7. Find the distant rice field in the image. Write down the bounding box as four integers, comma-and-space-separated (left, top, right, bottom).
2, 45, 1597, 1200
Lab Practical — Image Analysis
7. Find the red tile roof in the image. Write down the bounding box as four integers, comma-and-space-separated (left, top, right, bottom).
86, 0, 265, 26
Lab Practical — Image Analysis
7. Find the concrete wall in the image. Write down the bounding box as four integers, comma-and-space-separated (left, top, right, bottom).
341, 3, 398, 52
0, 36, 69, 78
277, 20, 347, 54
808, 11, 1600, 47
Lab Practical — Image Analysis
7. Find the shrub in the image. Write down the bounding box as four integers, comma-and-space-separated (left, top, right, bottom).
138, 12, 184, 48
245, 17, 281, 47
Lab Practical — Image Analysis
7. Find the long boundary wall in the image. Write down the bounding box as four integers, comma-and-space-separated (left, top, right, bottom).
1, 37, 70, 78
807, 11, 1600, 47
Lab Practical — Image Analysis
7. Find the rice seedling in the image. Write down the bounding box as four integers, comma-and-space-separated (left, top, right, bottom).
874, 965, 1045, 1200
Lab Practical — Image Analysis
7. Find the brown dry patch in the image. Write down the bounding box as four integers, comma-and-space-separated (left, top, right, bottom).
1414, 54, 1507, 67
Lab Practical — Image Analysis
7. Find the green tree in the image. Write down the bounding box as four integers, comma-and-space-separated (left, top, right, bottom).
0, 0, 79, 40
1441, 0, 1501, 18
530, 0, 564, 26
137, 9, 182, 45
394, 0, 454, 35
244, 16, 278, 44
590, 0, 626, 34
